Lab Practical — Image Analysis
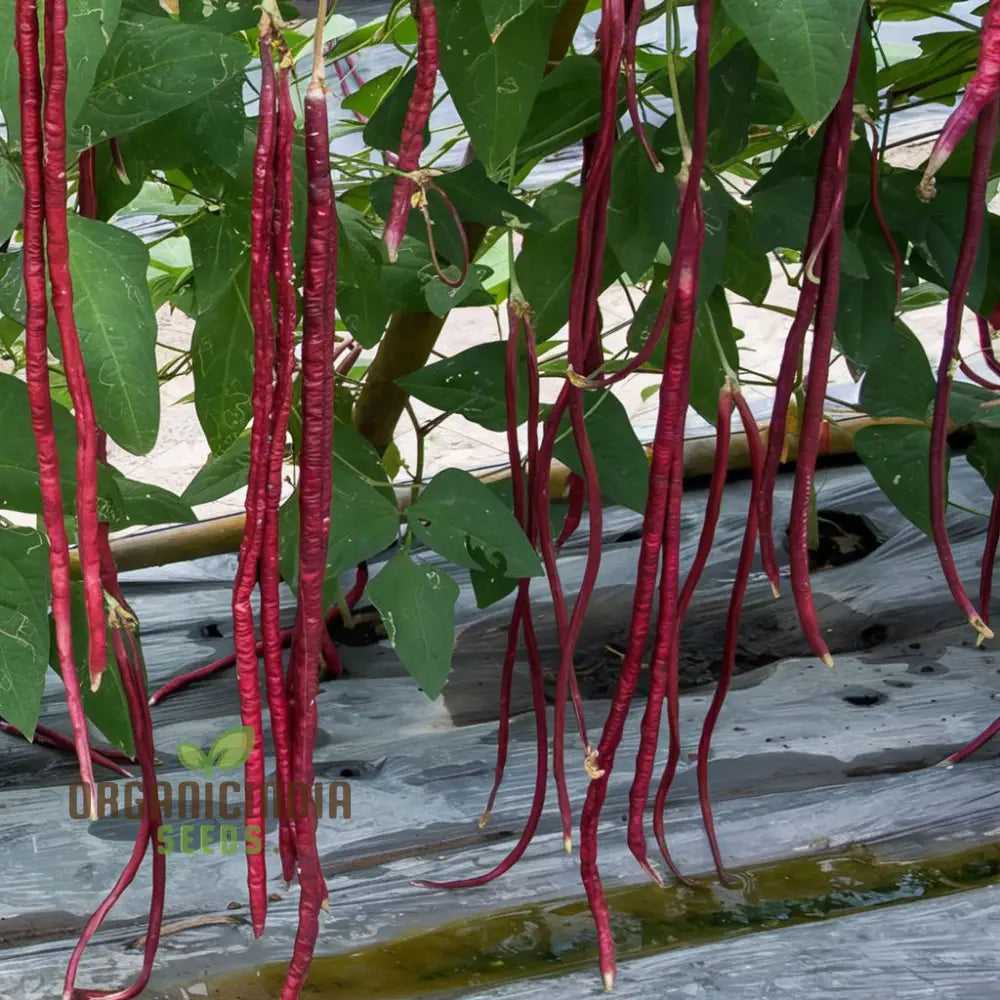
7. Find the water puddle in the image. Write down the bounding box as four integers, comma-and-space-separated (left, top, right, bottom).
193, 841, 1000, 998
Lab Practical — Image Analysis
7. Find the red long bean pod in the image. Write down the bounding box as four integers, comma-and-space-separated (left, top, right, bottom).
919, 1, 1000, 198
624, 0, 661, 171
383, 0, 437, 261
938, 714, 1000, 765
230, 16, 280, 938
649, 386, 737, 874
533, 4, 627, 854
15, 0, 97, 818
65, 514, 166, 1000
415, 301, 550, 887
787, 40, 860, 667
926, 97, 999, 643
0, 718, 132, 777
864, 120, 903, 311
625, 0, 715, 886
977, 314, 1000, 381
757, 108, 848, 595
280, 21, 338, 996
555, 473, 585, 549
579, 2, 713, 986
261, 35, 299, 886
695, 390, 764, 885
42, 0, 107, 693
77, 147, 98, 219
958, 352, 1000, 389
147, 570, 368, 709
980, 478, 1000, 631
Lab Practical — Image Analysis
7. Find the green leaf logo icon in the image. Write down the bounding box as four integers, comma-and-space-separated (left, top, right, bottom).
177, 742, 209, 774
208, 725, 256, 774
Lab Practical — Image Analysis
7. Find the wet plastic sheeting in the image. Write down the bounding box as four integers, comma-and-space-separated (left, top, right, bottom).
1, 458, 999, 999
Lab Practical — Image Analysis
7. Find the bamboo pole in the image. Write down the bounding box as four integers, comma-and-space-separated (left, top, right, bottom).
71, 413, 924, 579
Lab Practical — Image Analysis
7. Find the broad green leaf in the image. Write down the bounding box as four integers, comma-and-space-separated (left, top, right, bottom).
516, 183, 620, 340
63, 217, 160, 455
408, 468, 543, 579
423, 265, 493, 317
689, 289, 741, 425
396, 341, 526, 433
362, 65, 431, 153
0, 528, 51, 739
342, 67, 401, 119
608, 128, 681, 283
469, 566, 520, 610
177, 742, 208, 773
185, 207, 251, 315
0, 0, 121, 150
881, 172, 991, 313
181, 433, 252, 506
858, 323, 936, 420
549, 391, 650, 515
209, 724, 256, 771
723, 201, 771, 304
0, 373, 79, 513
967, 427, 1000, 491
110, 473, 196, 529
835, 234, 901, 371
679, 38, 759, 165
159, 76, 246, 176
73, 12, 250, 145
192, 261, 254, 454
437, 0, 563, 178
854, 424, 937, 536
278, 466, 400, 609
720, 0, 866, 125
0, 220, 160, 455
516, 55, 602, 167
367, 550, 460, 700
337, 204, 391, 348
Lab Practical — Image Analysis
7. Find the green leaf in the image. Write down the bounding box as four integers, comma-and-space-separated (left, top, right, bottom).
185, 207, 251, 315
0, 220, 160, 455
679, 38, 759, 165
50, 582, 135, 757
209, 724, 256, 771
549, 391, 650, 515
854, 424, 938, 536
109, 473, 196, 529
516, 55, 602, 167
469, 567, 520, 610
191, 261, 254, 454
73, 12, 251, 144
835, 234, 901, 371
337, 204, 391, 348
176, 741, 208, 773
362, 65, 432, 153
517, 183, 620, 340
858, 323, 936, 421
437, 0, 563, 178
689, 289, 740, 425
967, 427, 1000, 491
396, 341, 526, 433
0, 0, 121, 150
608, 128, 681, 283
408, 468, 543, 579
0, 374, 78, 513
423, 265, 492, 317
720, 0, 865, 125
366, 550, 460, 700
0, 527, 51, 739
159, 77, 246, 176
723, 200, 771, 304
63, 216, 160, 454
181, 433, 252, 506
278, 466, 400, 609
